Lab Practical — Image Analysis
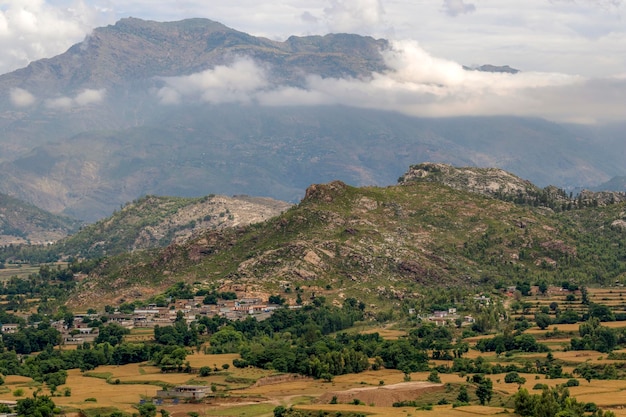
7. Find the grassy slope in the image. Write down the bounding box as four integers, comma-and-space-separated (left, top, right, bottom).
71, 179, 626, 307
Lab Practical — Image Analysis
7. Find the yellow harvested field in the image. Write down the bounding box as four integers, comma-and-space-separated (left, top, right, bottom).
573, 387, 626, 407
525, 321, 626, 334
296, 403, 509, 417
333, 369, 407, 386
185, 352, 240, 368
360, 328, 407, 340
3, 375, 33, 384
0, 369, 154, 414
553, 350, 619, 363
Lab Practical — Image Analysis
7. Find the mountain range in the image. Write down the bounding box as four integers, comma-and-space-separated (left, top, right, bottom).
0, 17, 625, 222
65, 164, 626, 308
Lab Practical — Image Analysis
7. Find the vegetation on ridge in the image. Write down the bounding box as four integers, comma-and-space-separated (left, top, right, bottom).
68, 171, 626, 307
0, 193, 290, 263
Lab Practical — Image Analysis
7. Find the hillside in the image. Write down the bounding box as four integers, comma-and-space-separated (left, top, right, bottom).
58, 194, 291, 258
10, 194, 290, 261
68, 166, 626, 307
0, 18, 624, 220
0, 193, 80, 246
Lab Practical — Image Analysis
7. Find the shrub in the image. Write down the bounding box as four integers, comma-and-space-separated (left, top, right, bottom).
273, 405, 287, 417
532, 383, 547, 390
427, 370, 441, 383
564, 378, 580, 387
505, 372, 524, 384
232, 359, 248, 368
393, 401, 419, 407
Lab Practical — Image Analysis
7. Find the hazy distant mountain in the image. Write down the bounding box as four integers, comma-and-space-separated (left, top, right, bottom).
0, 193, 80, 245
462, 64, 520, 74
0, 18, 624, 221
594, 176, 626, 193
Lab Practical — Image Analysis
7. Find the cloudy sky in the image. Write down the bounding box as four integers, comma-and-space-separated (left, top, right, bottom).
2, 0, 625, 123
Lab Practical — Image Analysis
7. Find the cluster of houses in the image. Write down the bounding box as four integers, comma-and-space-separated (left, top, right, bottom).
428, 307, 475, 326
57, 297, 283, 345
405, 293, 494, 327
108, 297, 282, 329
0, 294, 292, 346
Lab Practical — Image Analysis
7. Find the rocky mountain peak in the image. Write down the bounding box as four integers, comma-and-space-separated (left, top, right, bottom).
398, 162, 539, 198
304, 181, 350, 203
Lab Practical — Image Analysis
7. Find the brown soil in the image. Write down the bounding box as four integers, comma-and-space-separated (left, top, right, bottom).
251, 373, 313, 387
316, 381, 444, 407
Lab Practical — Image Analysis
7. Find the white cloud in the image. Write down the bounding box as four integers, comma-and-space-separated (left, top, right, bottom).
0, 0, 104, 74
0, 1, 624, 79
174, 40, 620, 123
45, 96, 74, 110
322, 0, 385, 33
156, 57, 269, 105
442, 0, 476, 16
44, 88, 106, 109
0, 1, 625, 123
74, 88, 106, 105
10, 88, 36, 107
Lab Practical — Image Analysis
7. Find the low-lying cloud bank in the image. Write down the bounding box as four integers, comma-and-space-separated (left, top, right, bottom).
155, 41, 623, 124
10, 88, 107, 110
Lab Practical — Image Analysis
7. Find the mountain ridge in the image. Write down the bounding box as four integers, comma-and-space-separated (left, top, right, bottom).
0, 17, 388, 97
67, 164, 626, 308
0, 18, 625, 221
0, 192, 291, 263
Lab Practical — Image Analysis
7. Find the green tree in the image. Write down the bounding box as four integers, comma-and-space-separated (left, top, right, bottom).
534, 387, 562, 417
514, 388, 535, 416
475, 376, 493, 405
268, 295, 286, 305
457, 385, 470, 403
138, 402, 157, 417
16, 396, 56, 417
209, 327, 244, 353
95, 322, 130, 346
273, 405, 287, 417
535, 313, 551, 330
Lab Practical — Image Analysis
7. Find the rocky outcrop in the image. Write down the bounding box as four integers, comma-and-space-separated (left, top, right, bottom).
399, 163, 626, 210
399, 162, 540, 199
577, 190, 626, 206
303, 181, 349, 203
